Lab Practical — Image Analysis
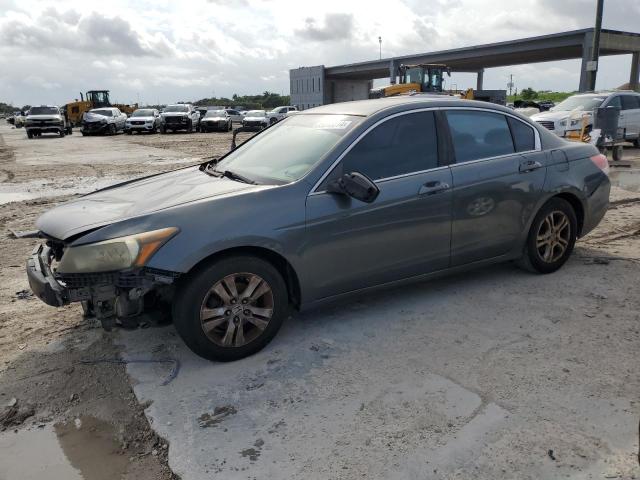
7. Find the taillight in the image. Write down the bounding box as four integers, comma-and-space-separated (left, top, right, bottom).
590, 153, 609, 175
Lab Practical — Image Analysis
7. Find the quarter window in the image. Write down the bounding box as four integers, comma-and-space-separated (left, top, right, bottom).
507, 117, 535, 152
339, 111, 439, 181
446, 110, 515, 162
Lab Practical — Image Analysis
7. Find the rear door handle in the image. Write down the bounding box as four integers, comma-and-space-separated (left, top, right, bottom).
419, 181, 450, 196
519, 160, 543, 173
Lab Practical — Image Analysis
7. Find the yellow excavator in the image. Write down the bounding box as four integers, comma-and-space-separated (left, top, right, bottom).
369, 64, 451, 98
65, 90, 137, 126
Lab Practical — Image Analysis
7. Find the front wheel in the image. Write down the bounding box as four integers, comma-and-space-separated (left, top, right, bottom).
108, 124, 116, 135
517, 197, 577, 274
173, 256, 289, 362
59, 129, 65, 138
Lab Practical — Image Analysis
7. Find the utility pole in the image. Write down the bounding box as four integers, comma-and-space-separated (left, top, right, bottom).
588, 0, 604, 91
508, 74, 514, 96
378, 36, 382, 60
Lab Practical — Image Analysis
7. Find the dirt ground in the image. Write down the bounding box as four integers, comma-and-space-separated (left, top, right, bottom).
0, 122, 638, 479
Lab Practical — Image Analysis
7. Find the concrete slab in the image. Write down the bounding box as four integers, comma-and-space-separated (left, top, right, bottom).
119, 259, 640, 479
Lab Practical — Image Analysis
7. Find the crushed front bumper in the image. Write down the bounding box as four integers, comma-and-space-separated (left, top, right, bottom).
81, 122, 109, 134
27, 243, 181, 317
27, 244, 68, 307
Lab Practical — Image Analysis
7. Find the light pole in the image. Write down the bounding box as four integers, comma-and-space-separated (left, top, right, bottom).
378, 36, 382, 60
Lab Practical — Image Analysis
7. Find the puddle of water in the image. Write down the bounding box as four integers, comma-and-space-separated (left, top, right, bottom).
0, 192, 37, 204
0, 177, 127, 205
609, 169, 640, 192
0, 416, 129, 480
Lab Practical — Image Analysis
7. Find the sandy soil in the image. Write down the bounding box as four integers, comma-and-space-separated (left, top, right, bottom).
0, 122, 638, 479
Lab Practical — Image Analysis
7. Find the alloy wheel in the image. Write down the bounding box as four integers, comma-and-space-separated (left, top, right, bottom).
200, 273, 274, 347
536, 210, 570, 263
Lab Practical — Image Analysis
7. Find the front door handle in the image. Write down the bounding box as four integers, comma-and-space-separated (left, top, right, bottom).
519, 160, 543, 173
419, 181, 450, 196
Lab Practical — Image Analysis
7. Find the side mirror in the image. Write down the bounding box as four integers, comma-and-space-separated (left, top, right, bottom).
326, 172, 379, 203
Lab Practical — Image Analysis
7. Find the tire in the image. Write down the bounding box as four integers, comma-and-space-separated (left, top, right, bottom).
186, 120, 193, 133
517, 197, 577, 274
160, 126, 166, 134
228, 121, 232, 132
109, 124, 116, 135
172, 256, 289, 362
27, 131, 33, 139
269, 117, 277, 125
612, 145, 623, 162
126, 130, 132, 135
81, 131, 87, 136
59, 129, 65, 138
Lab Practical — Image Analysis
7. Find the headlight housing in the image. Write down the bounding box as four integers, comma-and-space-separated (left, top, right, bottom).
559, 119, 567, 126
57, 227, 178, 273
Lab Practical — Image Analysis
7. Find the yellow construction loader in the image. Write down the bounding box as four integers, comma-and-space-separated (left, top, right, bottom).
369, 64, 451, 98
65, 90, 137, 126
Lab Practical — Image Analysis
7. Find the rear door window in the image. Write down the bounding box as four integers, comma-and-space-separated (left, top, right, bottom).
339, 111, 439, 180
507, 117, 536, 152
621, 95, 640, 110
445, 110, 515, 162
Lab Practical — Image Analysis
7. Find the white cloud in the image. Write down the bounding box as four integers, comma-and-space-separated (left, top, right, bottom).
0, 0, 638, 106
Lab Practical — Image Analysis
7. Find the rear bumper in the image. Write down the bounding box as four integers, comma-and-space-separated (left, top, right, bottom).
26, 245, 68, 307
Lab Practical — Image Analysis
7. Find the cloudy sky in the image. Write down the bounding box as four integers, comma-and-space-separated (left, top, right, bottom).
0, 0, 638, 107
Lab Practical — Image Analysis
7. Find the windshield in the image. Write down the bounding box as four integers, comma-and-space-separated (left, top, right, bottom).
90, 109, 113, 117
246, 110, 265, 117
205, 110, 226, 117
28, 106, 59, 115
132, 109, 154, 117
163, 105, 189, 113
215, 114, 362, 184
551, 96, 605, 112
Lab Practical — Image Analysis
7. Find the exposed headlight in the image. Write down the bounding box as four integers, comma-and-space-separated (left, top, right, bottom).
570, 119, 581, 126
559, 119, 567, 126
57, 227, 179, 273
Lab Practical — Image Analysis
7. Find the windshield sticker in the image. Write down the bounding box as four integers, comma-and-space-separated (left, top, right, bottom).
313, 120, 352, 130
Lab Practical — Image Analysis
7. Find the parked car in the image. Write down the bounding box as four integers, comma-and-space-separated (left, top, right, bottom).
80, 107, 127, 136
200, 110, 232, 132
531, 91, 640, 146
224, 108, 245, 124
242, 110, 269, 130
266, 106, 297, 124
125, 108, 161, 134
160, 104, 199, 133
26, 97, 610, 362
13, 111, 26, 128
25, 105, 71, 138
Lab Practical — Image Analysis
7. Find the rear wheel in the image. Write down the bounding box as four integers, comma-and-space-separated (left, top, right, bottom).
517, 197, 577, 274
173, 256, 288, 362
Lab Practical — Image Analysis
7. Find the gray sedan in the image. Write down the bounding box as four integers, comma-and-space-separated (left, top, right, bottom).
27, 97, 610, 361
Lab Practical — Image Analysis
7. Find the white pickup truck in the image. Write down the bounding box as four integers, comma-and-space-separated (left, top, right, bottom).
265, 106, 298, 125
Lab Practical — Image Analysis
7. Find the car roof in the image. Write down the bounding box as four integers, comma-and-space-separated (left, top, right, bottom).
299, 95, 516, 117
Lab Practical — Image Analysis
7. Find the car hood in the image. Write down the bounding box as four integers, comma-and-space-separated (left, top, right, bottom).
244, 116, 266, 121
161, 112, 189, 117
128, 116, 155, 121
36, 166, 269, 241
84, 112, 111, 122
27, 115, 62, 121
531, 110, 574, 121
203, 117, 226, 121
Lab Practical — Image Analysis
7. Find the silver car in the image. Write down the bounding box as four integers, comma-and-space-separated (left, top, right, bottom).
125, 108, 161, 134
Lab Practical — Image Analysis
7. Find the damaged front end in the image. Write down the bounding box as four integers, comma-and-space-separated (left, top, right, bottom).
27, 228, 180, 329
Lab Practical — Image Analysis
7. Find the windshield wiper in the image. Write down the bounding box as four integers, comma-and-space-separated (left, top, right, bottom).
219, 170, 257, 184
